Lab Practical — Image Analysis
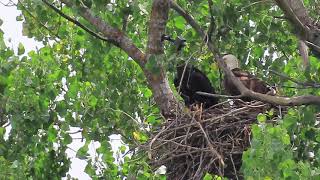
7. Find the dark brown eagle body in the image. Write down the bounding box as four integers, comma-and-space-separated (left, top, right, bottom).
162, 34, 219, 108
174, 64, 219, 108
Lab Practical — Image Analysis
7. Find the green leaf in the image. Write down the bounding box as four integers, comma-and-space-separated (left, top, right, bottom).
142, 88, 152, 98
16, 15, 23, 21
18, 43, 25, 55
257, 113, 267, 123
146, 116, 156, 124
89, 95, 98, 107
174, 16, 186, 30
120, 145, 126, 153
62, 133, 72, 145
47, 125, 57, 143
84, 160, 95, 176
76, 143, 89, 160
281, 134, 290, 145
203, 173, 213, 180
0, 127, 5, 137
56, 101, 67, 116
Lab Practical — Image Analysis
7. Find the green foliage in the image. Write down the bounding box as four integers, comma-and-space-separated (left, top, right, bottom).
242, 107, 320, 179
0, 0, 319, 179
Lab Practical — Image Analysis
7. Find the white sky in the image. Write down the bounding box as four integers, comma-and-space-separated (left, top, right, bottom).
0, 0, 42, 53
0, 1, 125, 179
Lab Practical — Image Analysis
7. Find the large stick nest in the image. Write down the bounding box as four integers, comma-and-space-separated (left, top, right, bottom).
148, 101, 283, 180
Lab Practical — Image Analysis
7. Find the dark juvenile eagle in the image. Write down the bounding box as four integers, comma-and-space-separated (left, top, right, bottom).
174, 64, 219, 108
162, 34, 219, 108
223, 54, 275, 101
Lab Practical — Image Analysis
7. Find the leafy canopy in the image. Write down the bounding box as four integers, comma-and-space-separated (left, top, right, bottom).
0, 0, 319, 179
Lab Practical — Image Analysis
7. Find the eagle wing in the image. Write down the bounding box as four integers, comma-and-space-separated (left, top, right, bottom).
224, 68, 274, 98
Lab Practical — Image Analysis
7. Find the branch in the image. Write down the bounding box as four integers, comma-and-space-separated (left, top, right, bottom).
274, 0, 320, 56
274, 0, 311, 38
217, 56, 320, 106
144, 0, 180, 115
170, 1, 320, 106
43, 0, 112, 43
170, 1, 206, 38
206, 0, 215, 41
59, 0, 146, 67
269, 69, 320, 88
196, 120, 224, 167
147, 0, 169, 54
12, 1, 59, 40
196, 91, 242, 99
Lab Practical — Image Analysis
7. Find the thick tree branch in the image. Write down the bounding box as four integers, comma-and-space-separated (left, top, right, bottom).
59, 0, 146, 67
147, 0, 169, 54
146, 0, 180, 115
274, 0, 311, 38
274, 0, 320, 55
170, 1, 320, 106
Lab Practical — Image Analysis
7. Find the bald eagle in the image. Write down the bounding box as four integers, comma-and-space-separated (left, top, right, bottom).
223, 54, 275, 101
174, 64, 219, 108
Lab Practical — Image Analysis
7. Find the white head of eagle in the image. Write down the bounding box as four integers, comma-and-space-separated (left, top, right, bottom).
223, 54, 239, 70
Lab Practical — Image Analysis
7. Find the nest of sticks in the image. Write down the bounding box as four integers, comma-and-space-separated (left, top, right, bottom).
148, 100, 282, 180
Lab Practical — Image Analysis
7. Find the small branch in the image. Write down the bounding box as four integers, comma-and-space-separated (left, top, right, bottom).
229, 154, 239, 180
238, 0, 273, 13
305, 40, 320, 53
196, 91, 243, 99
269, 69, 320, 88
59, 0, 146, 67
277, 85, 320, 89
272, 16, 287, 20
149, 119, 176, 159
196, 120, 224, 167
0, 0, 15, 6
206, 0, 215, 41
42, 0, 111, 43
16, 0, 61, 40
170, 0, 206, 38
67, 129, 82, 134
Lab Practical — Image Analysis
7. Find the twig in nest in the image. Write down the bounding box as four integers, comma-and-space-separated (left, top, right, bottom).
230, 153, 239, 180
148, 119, 177, 159
196, 121, 225, 168
196, 91, 243, 99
